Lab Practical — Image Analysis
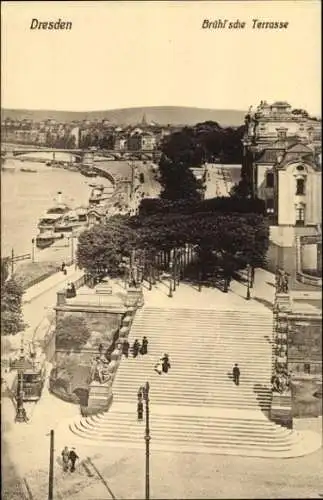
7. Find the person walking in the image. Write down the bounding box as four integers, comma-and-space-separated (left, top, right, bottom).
232, 363, 240, 386
61, 262, 67, 275
122, 339, 130, 358
132, 339, 140, 358
140, 336, 148, 355
161, 353, 171, 374
61, 446, 70, 472
68, 448, 79, 473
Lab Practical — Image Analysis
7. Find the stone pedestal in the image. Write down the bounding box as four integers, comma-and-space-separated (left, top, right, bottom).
125, 287, 144, 308
270, 391, 293, 429
57, 291, 66, 306
88, 380, 113, 411
119, 326, 130, 338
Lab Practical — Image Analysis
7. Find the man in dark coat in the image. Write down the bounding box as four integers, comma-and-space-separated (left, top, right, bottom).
233, 364, 240, 386
140, 336, 148, 355
122, 340, 130, 358
68, 448, 79, 472
132, 339, 140, 358
161, 354, 171, 374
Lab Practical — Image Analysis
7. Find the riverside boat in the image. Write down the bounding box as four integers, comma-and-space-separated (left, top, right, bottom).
35, 230, 64, 249
54, 207, 88, 233
20, 167, 38, 173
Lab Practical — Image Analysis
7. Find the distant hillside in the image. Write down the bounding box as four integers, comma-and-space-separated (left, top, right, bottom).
1, 106, 246, 127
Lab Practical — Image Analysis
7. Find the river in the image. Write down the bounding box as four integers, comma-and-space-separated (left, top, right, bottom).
1, 152, 113, 259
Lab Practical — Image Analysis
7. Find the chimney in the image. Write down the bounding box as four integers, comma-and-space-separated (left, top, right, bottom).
57, 191, 63, 204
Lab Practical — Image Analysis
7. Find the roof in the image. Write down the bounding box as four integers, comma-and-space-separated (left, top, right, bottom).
271, 101, 291, 107
255, 149, 283, 164
284, 143, 314, 154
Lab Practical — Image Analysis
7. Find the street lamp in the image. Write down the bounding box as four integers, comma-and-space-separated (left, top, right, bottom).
246, 264, 251, 300
168, 261, 173, 298
15, 342, 27, 423
137, 382, 151, 500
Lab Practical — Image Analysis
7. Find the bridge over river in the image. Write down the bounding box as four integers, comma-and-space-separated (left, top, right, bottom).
1, 144, 161, 162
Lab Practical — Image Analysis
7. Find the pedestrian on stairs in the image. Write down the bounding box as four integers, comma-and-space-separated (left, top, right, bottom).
132, 339, 140, 358
140, 336, 148, 355
233, 364, 240, 386
122, 339, 130, 358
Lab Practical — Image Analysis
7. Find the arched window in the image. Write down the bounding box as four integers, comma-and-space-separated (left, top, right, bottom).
266, 172, 274, 188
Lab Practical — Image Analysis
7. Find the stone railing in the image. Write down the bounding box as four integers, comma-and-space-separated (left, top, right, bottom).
84, 290, 141, 415
270, 292, 293, 428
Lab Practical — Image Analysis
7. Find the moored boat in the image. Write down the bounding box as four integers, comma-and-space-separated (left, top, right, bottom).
20, 167, 38, 173
35, 230, 63, 249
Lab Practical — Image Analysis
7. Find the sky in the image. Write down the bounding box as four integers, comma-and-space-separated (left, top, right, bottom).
1, 1, 321, 114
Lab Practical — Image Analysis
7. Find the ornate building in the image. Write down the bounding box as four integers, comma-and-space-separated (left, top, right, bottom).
243, 101, 322, 285
243, 101, 321, 226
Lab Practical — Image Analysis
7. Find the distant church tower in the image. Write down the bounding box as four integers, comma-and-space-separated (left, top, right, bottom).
141, 113, 148, 127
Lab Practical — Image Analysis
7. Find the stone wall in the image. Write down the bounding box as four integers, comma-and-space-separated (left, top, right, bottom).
288, 315, 322, 376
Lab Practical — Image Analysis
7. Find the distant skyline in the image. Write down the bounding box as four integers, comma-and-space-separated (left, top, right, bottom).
1, 1, 321, 115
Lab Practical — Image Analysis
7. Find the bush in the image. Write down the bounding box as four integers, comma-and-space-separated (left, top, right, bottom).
55, 315, 91, 351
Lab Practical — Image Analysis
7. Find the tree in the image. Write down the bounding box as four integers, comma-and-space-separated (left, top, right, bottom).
1, 276, 25, 335
159, 154, 203, 201
76, 216, 135, 278
55, 315, 90, 351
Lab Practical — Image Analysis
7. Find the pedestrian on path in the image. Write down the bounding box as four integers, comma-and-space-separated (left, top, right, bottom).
233, 363, 240, 386
61, 446, 70, 472
61, 262, 67, 275
68, 448, 79, 472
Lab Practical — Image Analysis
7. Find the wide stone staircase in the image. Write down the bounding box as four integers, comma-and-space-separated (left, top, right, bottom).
69, 307, 312, 457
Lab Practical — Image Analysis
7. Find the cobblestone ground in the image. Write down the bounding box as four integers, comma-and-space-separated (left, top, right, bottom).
75, 442, 323, 500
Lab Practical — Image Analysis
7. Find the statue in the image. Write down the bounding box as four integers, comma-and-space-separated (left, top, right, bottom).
275, 269, 289, 294
271, 371, 291, 394
90, 356, 111, 384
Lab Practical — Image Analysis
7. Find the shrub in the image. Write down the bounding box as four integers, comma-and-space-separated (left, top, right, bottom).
55, 315, 91, 351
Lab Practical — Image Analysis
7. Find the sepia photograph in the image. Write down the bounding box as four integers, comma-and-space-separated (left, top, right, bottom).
1, 1, 322, 499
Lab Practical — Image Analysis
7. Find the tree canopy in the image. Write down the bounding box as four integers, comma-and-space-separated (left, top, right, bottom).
1, 261, 25, 336
76, 215, 136, 277
55, 315, 90, 351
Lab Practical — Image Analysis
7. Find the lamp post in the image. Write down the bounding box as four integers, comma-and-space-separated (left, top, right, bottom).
15, 342, 27, 423
48, 430, 54, 500
246, 264, 251, 300
168, 260, 173, 298
137, 382, 151, 500
31, 238, 35, 263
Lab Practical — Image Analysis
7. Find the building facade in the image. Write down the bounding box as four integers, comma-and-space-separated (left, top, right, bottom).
243, 101, 322, 285
243, 101, 321, 228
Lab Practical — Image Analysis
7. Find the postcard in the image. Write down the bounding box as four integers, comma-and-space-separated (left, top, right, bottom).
1, 1, 322, 499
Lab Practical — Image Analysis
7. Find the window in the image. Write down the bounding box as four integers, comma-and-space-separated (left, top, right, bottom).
296, 178, 305, 195
277, 130, 287, 140
304, 363, 311, 374
266, 172, 274, 188
266, 198, 274, 214
296, 206, 305, 226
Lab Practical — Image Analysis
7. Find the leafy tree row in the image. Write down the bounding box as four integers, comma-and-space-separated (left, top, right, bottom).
76, 211, 269, 280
